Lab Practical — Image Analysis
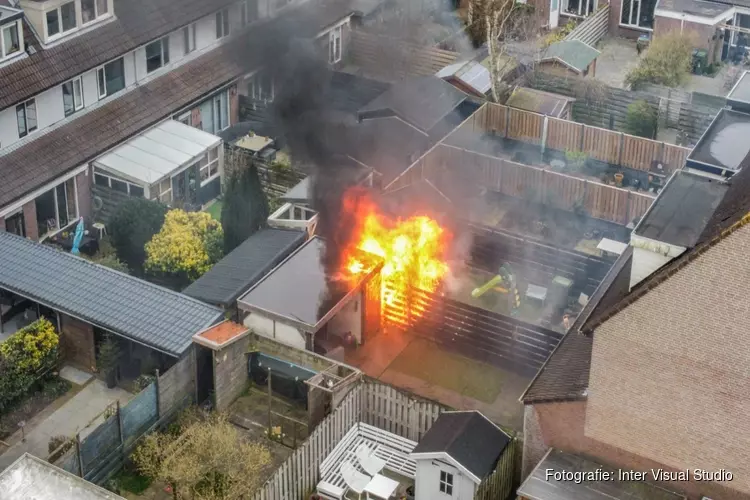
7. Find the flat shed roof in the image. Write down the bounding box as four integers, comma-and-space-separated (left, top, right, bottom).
94, 120, 222, 186
237, 237, 377, 332
728, 71, 750, 110
0, 232, 223, 357
518, 449, 686, 500
687, 108, 750, 175
635, 170, 728, 247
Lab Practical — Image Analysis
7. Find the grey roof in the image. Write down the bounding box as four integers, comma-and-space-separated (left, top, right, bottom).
506, 87, 574, 118
358, 76, 468, 132
0, 453, 125, 500
281, 177, 313, 204
635, 170, 728, 248
728, 71, 750, 107
687, 108, 750, 174
518, 449, 687, 500
657, 0, 732, 17
0, 232, 223, 356
411, 411, 510, 481
541, 40, 600, 73
436, 60, 492, 95
183, 228, 306, 308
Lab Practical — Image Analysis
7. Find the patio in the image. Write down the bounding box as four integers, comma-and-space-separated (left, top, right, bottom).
317, 422, 416, 500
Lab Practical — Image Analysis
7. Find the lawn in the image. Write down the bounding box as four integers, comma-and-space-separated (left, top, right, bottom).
386, 338, 505, 403
204, 200, 223, 221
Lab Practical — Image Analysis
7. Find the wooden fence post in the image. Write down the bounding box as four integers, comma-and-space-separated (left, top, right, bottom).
541, 116, 548, 156
154, 369, 161, 419
504, 106, 510, 138
617, 132, 624, 167
579, 123, 585, 151
116, 400, 124, 446
267, 369, 273, 434
659, 141, 666, 164
75, 434, 84, 478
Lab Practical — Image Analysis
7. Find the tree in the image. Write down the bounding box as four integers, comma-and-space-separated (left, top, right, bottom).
132, 413, 271, 499
145, 210, 223, 283
624, 99, 658, 138
221, 163, 269, 254
625, 31, 697, 89
110, 198, 168, 274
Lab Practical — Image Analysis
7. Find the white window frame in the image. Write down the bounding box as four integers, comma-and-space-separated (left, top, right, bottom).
561, 0, 596, 17
94, 172, 144, 197
37, 178, 79, 241
145, 37, 170, 74
213, 92, 230, 132
216, 9, 230, 39
46, 1, 78, 40
439, 470, 453, 496
199, 147, 221, 186
62, 76, 84, 117
97, 57, 125, 99
329, 25, 342, 64
157, 178, 172, 203
177, 112, 191, 125
620, 0, 655, 30
183, 24, 196, 54
248, 73, 274, 101
81, 0, 110, 25
16, 98, 37, 139
241, 0, 258, 26
1, 21, 22, 60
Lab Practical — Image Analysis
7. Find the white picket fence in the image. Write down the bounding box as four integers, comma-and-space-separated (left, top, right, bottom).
252, 379, 447, 500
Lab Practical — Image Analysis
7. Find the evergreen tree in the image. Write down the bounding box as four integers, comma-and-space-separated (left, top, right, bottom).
221, 163, 270, 254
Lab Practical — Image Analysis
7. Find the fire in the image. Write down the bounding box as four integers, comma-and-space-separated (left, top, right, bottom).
342, 189, 451, 318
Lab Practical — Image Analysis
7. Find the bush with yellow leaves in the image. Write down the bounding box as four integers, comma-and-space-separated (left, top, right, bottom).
144, 210, 224, 282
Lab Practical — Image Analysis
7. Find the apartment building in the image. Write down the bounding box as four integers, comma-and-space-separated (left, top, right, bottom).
0, 0, 356, 241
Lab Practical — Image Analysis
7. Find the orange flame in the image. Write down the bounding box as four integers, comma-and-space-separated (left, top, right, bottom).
342, 189, 451, 318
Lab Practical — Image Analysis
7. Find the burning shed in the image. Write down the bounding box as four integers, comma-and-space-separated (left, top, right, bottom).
237, 236, 383, 360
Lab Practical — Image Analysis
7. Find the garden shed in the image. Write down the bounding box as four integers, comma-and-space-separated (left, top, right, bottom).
237, 236, 382, 360
538, 40, 600, 78
506, 88, 575, 119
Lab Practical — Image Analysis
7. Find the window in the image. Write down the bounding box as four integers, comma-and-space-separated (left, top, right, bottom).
242, 0, 258, 25
1, 22, 20, 59
46, 1, 78, 37
177, 112, 191, 125
46, 10, 60, 37
94, 172, 145, 197
199, 147, 220, 185
216, 9, 230, 39
329, 25, 342, 64
439, 471, 453, 496
82, 0, 109, 24
97, 57, 126, 98
620, 0, 655, 29
248, 73, 274, 101
145, 37, 170, 73
730, 14, 750, 46
562, 0, 595, 16
5, 211, 25, 238
35, 178, 77, 238
62, 77, 84, 116
199, 91, 229, 134
16, 99, 37, 138
183, 24, 196, 54
157, 178, 172, 203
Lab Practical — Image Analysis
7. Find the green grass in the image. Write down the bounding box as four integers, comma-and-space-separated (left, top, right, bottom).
387, 338, 505, 403
112, 468, 152, 495
204, 200, 223, 221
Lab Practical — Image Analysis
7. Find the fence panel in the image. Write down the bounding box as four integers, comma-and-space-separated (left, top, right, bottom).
661, 143, 690, 171
55, 447, 80, 475
546, 117, 582, 152
583, 126, 620, 164
584, 182, 631, 224
121, 383, 158, 445
544, 170, 587, 210
507, 108, 543, 144
620, 133, 661, 171
482, 103, 508, 136
79, 415, 120, 476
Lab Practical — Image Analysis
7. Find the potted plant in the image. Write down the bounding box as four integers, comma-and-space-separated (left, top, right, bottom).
97, 334, 122, 388
614, 172, 624, 187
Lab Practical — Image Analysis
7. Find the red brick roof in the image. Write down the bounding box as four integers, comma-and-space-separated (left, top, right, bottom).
195, 321, 249, 347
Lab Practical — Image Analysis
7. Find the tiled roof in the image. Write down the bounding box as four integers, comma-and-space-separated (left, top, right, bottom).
0, 0, 356, 209
0, 232, 223, 356
0, 0, 238, 110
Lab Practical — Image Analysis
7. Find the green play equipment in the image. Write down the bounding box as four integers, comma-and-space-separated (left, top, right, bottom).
471, 264, 521, 315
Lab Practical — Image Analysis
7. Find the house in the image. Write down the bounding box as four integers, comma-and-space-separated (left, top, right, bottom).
0, 453, 125, 500
538, 40, 599, 78
410, 411, 512, 500
505, 87, 575, 120
0, 0, 360, 242
519, 145, 750, 499
0, 231, 223, 375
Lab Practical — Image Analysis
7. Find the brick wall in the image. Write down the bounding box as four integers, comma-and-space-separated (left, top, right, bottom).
158, 348, 196, 416
213, 333, 251, 411
654, 17, 721, 64
229, 84, 239, 127
0, 217, 5, 232
586, 223, 750, 497
60, 314, 96, 372
76, 171, 92, 223
22, 201, 38, 241
527, 401, 749, 499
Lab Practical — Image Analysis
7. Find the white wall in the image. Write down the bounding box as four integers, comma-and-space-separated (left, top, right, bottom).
81, 69, 99, 108
629, 235, 686, 289
326, 291, 362, 344
243, 311, 306, 350
0, 106, 18, 149
35, 85, 66, 129
414, 459, 475, 500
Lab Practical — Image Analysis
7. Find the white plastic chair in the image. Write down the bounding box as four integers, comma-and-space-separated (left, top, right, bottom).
355, 443, 386, 476
341, 460, 371, 500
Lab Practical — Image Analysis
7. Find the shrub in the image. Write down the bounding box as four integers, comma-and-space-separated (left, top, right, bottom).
92, 254, 130, 273
110, 198, 168, 273
145, 210, 223, 282
541, 20, 576, 48
222, 164, 269, 254
624, 99, 658, 139
625, 31, 697, 89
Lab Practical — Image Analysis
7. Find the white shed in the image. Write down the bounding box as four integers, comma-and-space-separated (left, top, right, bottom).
410, 411, 511, 500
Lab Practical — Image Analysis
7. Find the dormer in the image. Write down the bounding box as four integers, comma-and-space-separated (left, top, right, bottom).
0, 4, 24, 64
19, 0, 113, 46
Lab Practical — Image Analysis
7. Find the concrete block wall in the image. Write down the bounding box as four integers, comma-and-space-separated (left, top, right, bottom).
213, 333, 251, 411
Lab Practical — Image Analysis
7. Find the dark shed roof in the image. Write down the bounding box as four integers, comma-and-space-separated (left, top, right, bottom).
411, 411, 510, 481
506, 88, 574, 118
183, 228, 307, 308
687, 108, 750, 174
0, 232, 222, 356
358, 76, 468, 132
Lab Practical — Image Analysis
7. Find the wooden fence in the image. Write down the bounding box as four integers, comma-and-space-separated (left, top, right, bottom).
471, 103, 691, 172
420, 143, 655, 225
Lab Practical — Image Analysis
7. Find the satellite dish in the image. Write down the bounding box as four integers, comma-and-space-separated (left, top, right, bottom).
92, 196, 104, 212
